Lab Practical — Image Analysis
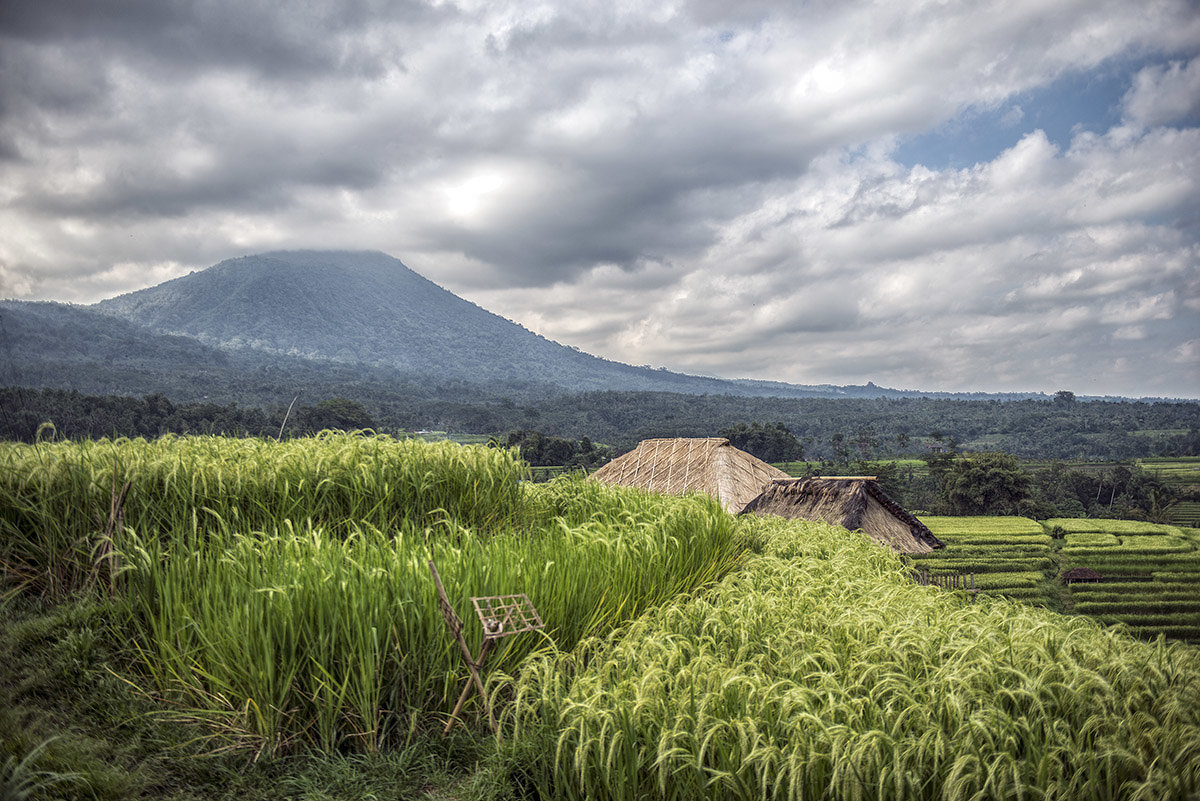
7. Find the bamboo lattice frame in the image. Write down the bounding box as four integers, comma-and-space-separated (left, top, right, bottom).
470, 594, 544, 640
429, 560, 545, 737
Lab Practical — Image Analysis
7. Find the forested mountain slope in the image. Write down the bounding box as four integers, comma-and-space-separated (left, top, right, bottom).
92, 250, 805, 395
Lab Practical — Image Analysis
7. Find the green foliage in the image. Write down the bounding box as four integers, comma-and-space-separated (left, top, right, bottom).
5, 384, 1200, 465
0, 434, 527, 598
1, 738, 79, 801
1, 435, 745, 755
490, 430, 613, 469
961, 571, 1044, 589
941, 452, 1032, 515
294, 398, 376, 432
5, 430, 1200, 798
717, 421, 805, 462
1064, 532, 1121, 547
1047, 518, 1182, 535
499, 520, 1200, 801
119, 485, 742, 755
918, 516, 1045, 536
0, 597, 473, 800
1054, 520, 1200, 642
1075, 600, 1200, 615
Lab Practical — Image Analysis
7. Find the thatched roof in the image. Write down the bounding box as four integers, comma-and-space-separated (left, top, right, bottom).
1061, 566, 1103, 583
589, 437, 790, 512
739, 477, 945, 554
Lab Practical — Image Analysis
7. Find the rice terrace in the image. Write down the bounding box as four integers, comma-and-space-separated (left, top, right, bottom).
2, 433, 1199, 800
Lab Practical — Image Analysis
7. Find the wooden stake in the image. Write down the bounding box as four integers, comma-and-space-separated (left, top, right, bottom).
430, 560, 498, 735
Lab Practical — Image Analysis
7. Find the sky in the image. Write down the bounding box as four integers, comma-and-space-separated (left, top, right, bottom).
1, 0, 1198, 399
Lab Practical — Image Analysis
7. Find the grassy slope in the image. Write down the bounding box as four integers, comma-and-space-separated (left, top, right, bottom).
8, 521, 1200, 801
5, 438, 1200, 800
0, 435, 744, 798
499, 518, 1200, 801
0, 597, 488, 801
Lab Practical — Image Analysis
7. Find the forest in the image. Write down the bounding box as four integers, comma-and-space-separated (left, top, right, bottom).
2, 385, 1198, 460
1, 386, 1195, 525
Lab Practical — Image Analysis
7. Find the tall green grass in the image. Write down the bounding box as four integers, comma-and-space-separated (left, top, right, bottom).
500, 519, 1200, 801
2, 435, 747, 754
116, 475, 744, 754
0, 433, 525, 598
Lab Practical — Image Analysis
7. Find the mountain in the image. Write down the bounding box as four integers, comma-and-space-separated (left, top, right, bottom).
90, 250, 837, 396
0, 299, 244, 397
1, 250, 1060, 404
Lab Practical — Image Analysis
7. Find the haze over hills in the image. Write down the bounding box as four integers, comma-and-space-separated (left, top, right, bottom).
1, 249, 1085, 403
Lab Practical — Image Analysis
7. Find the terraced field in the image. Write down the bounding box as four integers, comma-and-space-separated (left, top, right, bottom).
1139, 456, 1200, 527
1050, 517, 1200, 643
910, 514, 1200, 644
909, 516, 1058, 606
1173, 501, 1200, 527
4, 436, 1200, 800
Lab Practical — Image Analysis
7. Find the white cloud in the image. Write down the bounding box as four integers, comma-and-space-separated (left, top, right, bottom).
476, 111, 1199, 395
1000, 105, 1025, 127
0, 0, 1198, 395
1122, 56, 1200, 128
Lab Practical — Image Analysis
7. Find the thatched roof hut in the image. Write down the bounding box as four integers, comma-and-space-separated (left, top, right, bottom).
589, 437, 790, 512
1061, 567, 1102, 584
740, 477, 944, 554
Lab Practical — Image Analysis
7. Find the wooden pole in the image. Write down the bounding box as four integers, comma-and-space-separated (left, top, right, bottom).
443, 638, 496, 736
430, 560, 498, 735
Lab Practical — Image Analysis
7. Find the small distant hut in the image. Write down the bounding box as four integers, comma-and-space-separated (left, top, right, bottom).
1061, 567, 1102, 584
740, 477, 945, 554
588, 437, 790, 513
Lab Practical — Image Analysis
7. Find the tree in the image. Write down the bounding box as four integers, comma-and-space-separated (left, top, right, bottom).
492, 429, 612, 468
297, 398, 375, 432
719, 422, 805, 463
941, 452, 1032, 515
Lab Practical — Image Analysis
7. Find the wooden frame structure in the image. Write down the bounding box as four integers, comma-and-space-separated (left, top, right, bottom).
429, 560, 544, 736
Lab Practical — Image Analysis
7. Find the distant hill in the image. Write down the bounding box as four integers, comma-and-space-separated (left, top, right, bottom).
1, 249, 1065, 403
93, 250, 819, 396
2, 250, 827, 405
0, 300, 242, 398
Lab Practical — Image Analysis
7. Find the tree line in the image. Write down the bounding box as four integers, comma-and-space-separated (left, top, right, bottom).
1, 388, 1189, 521
3, 385, 1199, 465
0, 388, 377, 441
803, 441, 1181, 523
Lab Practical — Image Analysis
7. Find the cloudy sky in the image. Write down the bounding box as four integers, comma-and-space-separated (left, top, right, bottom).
2, 0, 1198, 398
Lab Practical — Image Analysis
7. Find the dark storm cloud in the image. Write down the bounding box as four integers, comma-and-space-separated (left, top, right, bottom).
0, 0, 446, 80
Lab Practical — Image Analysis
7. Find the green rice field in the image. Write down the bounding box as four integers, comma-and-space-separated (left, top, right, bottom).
1049, 517, 1200, 644
0, 434, 743, 754
908, 513, 1200, 645
3, 435, 1200, 800
502, 519, 1200, 801
909, 516, 1058, 606
1138, 457, 1200, 527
